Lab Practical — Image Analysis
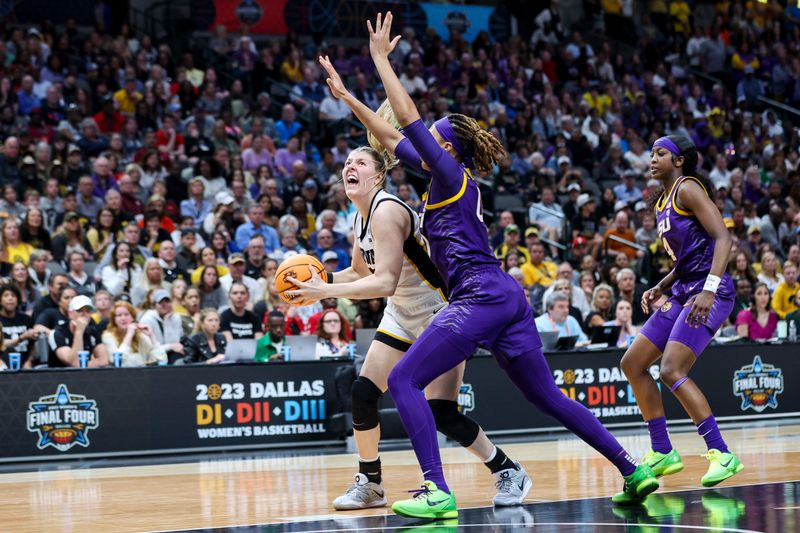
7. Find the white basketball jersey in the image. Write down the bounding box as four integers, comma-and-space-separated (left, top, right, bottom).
354, 190, 446, 307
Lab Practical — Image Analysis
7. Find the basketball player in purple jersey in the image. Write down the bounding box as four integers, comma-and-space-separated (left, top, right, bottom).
363, 12, 657, 518
285, 102, 532, 507
621, 135, 744, 487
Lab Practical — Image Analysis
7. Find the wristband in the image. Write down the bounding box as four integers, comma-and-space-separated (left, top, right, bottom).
327, 272, 333, 284
703, 274, 721, 294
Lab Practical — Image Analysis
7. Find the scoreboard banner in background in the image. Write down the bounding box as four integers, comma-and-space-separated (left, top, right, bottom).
0, 344, 795, 462
210, 0, 289, 34
419, 3, 506, 43
209, 0, 511, 42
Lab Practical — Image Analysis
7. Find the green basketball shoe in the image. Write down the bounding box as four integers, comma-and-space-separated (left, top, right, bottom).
700, 449, 744, 487
391, 480, 458, 519
643, 493, 686, 521
612, 464, 659, 505
701, 491, 745, 528
642, 448, 684, 478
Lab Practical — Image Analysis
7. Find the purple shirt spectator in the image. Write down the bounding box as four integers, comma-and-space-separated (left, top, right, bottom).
274, 148, 307, 178
242, 147, 274, 173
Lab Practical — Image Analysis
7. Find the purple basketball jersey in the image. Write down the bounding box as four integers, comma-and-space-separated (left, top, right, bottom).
656, 176, 723, 283
394, 122, 540, 354
641, 175, 734, 355
418, 171, 501, 295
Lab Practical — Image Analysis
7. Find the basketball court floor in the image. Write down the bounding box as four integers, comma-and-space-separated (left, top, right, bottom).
3, 420, 798, 532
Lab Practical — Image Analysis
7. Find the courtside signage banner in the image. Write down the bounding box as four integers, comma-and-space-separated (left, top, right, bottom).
0, 364, 339, 460
0, 345, 797, 461
193, 379, 327, 440
459, 344, 800, 433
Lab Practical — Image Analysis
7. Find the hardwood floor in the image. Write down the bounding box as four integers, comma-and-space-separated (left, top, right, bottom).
2, 422, 798, 532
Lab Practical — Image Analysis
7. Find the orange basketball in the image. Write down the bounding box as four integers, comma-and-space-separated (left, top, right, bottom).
275, 254, 328, 304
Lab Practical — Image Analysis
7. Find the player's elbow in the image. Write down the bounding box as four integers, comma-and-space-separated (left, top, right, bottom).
372, 272, 400, 297
716, 231, 733, 251
393, 105, 418, 126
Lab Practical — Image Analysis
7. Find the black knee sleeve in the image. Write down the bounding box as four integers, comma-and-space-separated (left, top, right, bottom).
351, 376, 382, 431
428, 399, 480, 448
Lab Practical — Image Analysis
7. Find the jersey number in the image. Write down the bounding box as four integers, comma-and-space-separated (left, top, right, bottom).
657, 217, 677, 261
662, 239, 677, 261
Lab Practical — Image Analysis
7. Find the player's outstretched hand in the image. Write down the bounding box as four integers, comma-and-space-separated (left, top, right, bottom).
318, 55, 349, 100
641, 286, 663, 315
684, 290, 715, 328
285, 265, 326, 306
367, 12, 401, 60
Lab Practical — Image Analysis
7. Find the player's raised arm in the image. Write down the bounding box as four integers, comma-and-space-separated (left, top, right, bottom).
367, 11, 505, 199
318, 55, 403, 155
367, 12, 418, 128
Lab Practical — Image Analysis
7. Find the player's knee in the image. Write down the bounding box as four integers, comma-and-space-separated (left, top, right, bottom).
658, 365, 683, 388
620, 352, 638, 378
387, 361, 418, 394
428, 399, 479, 448
351, 376, 382, 431
386, 366, 403, 395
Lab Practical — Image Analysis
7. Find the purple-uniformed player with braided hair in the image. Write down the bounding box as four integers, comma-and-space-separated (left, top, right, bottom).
365, 12, 658, 519
621, 134, 744, 488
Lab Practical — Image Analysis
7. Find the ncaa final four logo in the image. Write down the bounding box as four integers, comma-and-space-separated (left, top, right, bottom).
236, 0, 263, 25
732, 356, 784, 413
458, 383, 475, 414
27, 385, 99, 451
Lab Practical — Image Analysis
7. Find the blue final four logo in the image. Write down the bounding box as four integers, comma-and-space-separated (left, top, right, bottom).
458, 383, 475, 414
732, 356, 784, 413
27, 385, 99, 451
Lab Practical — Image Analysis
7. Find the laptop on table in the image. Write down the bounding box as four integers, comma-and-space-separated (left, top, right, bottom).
283, 335, 318, 361
589, 325, 622, 345
225, 339, 258, 361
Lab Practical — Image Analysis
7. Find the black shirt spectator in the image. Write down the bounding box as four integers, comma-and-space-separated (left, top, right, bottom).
35, 307, 68, 332
49, 319, 102, 368
0, 301, 35, 367
31, 274, 69, 321
178, 332, 227, 364
161, 263, 188, 283
220, 308, 262, 340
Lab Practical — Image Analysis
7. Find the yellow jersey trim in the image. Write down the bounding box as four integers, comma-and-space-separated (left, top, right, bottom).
376, 328, 414, 345
671, 176, 707, 216
656, 177, 681, 212
404, 252, 434, 289
425, 172, 468, 210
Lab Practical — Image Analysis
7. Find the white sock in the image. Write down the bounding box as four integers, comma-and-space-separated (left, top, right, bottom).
484, 446, 497, 464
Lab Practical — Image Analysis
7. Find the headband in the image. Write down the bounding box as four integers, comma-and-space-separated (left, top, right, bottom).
653, 137, 681, 156
434, 117, 475, 168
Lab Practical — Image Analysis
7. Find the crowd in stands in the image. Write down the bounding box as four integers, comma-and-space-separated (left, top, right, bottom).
0, 0, 799, 368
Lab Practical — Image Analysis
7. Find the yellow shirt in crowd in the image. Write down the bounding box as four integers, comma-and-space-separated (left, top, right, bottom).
771, 282, 799, 319
5, 242, 33, 265
521, 260, 557, 287
113, 88, 143, 115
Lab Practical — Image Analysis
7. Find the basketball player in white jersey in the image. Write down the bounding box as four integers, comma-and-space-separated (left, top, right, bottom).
287, 98, 531, 510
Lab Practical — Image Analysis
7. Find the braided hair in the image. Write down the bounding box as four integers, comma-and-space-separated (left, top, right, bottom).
648, 135, 715, 211
447, 114, 507, 173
